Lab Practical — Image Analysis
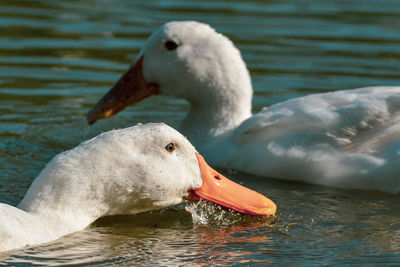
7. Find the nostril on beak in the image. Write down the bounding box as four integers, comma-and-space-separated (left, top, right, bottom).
214, 174, 222, 180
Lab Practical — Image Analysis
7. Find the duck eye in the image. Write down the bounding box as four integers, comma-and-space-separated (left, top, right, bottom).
164, 40, 178, 51
165, 143, 175, 153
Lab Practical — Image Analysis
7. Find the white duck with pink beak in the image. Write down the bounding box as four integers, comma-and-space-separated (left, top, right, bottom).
88, 21, 400, 194
0, 123, 275, 252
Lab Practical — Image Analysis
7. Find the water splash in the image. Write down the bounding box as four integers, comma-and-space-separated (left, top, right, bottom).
185, 200, 276, 227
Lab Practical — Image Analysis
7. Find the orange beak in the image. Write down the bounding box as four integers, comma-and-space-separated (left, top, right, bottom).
87, 56, 159, 125
188, 153, 276, 216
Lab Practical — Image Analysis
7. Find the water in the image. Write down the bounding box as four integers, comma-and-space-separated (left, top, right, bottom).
1, 0, 400, 265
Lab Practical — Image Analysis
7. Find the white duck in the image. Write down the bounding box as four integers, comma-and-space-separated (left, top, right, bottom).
0, 123, 275, 252
87, 21, 400, 194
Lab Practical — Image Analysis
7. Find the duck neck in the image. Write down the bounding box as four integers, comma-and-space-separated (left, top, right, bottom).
180, 83, 252, 148
18, 190, 108, 240
16, 158, 112, 240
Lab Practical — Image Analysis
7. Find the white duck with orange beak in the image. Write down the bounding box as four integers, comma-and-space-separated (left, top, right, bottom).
87, 21, 400, 194
0, 123, 275, 252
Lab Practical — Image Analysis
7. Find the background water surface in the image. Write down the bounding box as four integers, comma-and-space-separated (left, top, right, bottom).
1, 0, 400, 265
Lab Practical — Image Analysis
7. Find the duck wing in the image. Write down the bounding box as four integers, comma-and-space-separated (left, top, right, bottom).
226, 86, 400, 192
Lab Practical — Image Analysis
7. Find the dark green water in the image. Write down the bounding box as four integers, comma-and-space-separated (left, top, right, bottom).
1, 0, 400, 265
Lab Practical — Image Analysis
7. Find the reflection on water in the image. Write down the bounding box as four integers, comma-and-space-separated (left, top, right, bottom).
2, 209, 274, 266
1, 0, 400, 265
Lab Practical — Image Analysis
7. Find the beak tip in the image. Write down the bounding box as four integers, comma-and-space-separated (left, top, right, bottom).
260, 198, 277, 216
86, 110, 97, 125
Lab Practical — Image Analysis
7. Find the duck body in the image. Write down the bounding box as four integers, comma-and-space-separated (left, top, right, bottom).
0, 123, 275, 252
203, 86, 400, 193
0, 203, 61, 251
87, 21, 400, 194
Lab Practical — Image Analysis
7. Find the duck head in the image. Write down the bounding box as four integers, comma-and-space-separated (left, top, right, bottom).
20, 123, 275, 220
87, 21, 252, 138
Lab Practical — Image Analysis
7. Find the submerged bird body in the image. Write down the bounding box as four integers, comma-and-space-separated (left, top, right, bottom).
0, 123, 275, 252
87, 21, 400, 193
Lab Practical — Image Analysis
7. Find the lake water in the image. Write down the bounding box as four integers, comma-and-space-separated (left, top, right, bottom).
1, 0, 400, 265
